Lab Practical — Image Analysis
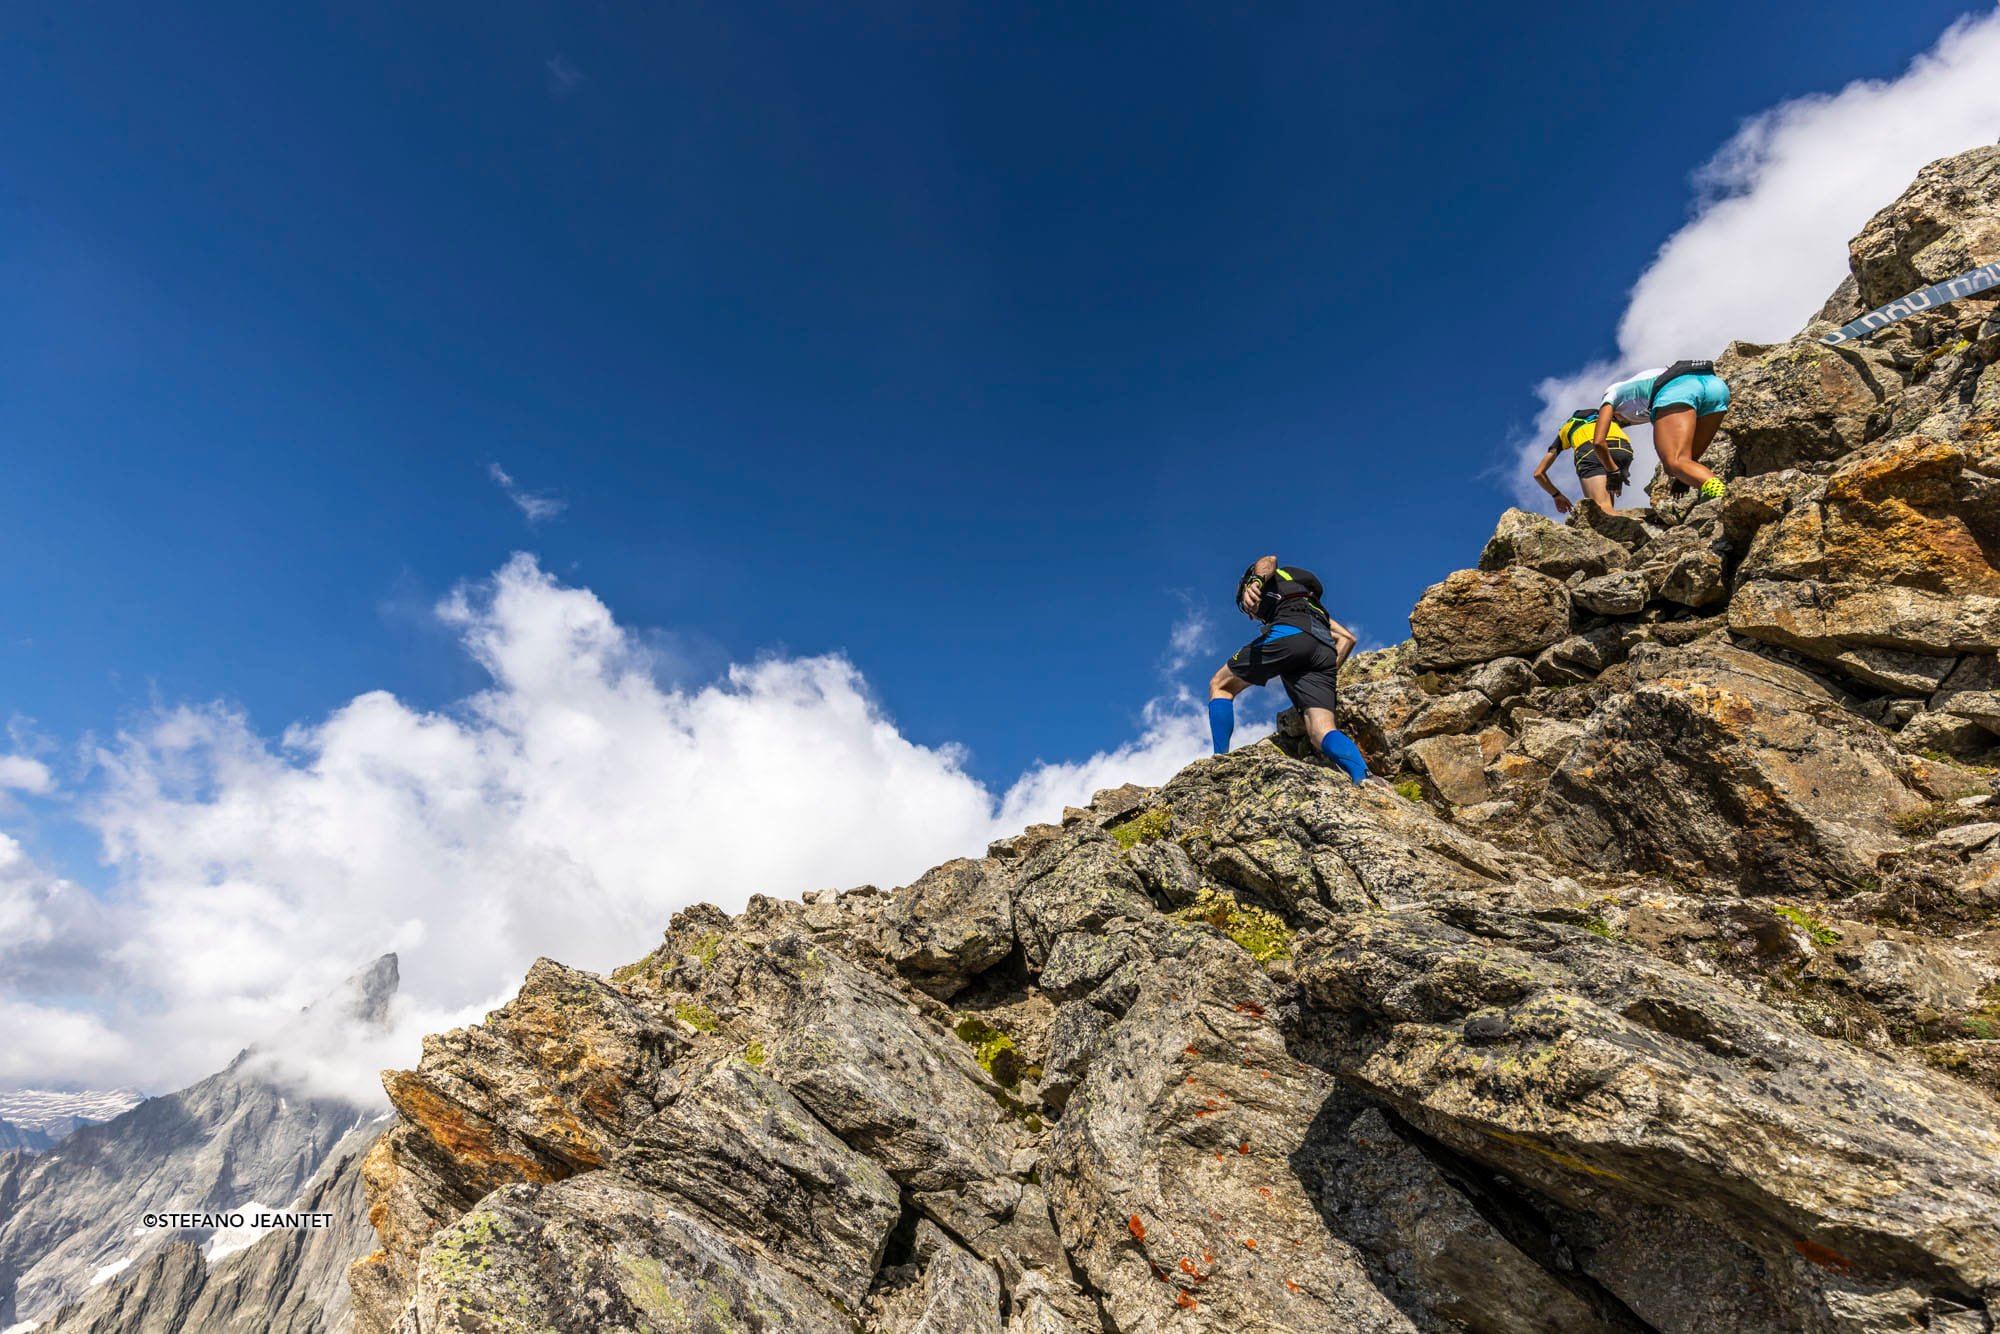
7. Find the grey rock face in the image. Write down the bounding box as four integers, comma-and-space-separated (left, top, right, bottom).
0, 1122, 55, 1155
1297, 907, 2000, 1329
0, 957, 400, 1333
44, 1118, 383, 1334
614, 1054, 901, 1307
1539, 643, 1928, 892
1463, 655, 1539, 704
412, 1174, 854, 1333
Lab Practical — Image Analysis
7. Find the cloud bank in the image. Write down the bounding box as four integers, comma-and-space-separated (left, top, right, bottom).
1511, 9, 2000, 509
1, 556, 1221, 1101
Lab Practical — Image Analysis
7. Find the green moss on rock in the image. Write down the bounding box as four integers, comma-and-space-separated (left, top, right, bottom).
1169, 888, 1293, 966
1110, 806, 1173, 849
1892, 801, 1987, 837
954, 1015, 1026, 1088
674, 1000, 721, 1033
1772, 904, 1840, 948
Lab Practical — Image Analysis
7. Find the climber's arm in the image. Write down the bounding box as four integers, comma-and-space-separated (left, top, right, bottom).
1590, 404, 1620, 476
1533, 447, 1571, 513
1324, 616, 1359, 666
1238, 555, 1279, 615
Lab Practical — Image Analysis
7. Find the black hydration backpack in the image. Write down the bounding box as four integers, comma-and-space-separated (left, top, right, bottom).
1648, 359, 1716, 415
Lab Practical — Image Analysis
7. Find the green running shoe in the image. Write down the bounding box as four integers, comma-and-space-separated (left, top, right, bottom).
1698, 478, 1726, 501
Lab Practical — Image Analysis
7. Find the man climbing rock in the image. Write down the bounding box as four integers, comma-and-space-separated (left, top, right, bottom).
1207, 556, 1374, 784
1592, 360, 1733, 500
1533, 407, 1636, 515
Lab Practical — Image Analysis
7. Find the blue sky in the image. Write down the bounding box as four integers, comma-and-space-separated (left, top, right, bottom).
4, 2, 2000, 1092
4, 0, 1987, 784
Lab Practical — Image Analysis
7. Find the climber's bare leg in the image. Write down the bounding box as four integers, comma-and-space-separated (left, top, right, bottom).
1653, 405, 1715, 488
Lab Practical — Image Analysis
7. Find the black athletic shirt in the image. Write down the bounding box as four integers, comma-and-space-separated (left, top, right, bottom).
1243, 564, 1331, 632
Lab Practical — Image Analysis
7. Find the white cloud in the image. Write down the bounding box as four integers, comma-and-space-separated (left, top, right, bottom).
0, 755, 52, 794
545, 56, 581, 99
488, 463, 566, 525
1511, 10, 2000, 509
3, 556, 1226, 1102
0, 834, 115, 999
998, 690, 1240, 832
1162, 605, 1209, 674
0, 997, 135, 1089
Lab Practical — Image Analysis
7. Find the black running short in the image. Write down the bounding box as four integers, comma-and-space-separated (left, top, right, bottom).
1574, 445, 1634, 491
1226, 629, 1342, 714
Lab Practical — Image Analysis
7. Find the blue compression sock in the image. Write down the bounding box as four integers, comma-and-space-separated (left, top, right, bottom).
1208, 698, 1234, 754
1319, 729, 1368, 785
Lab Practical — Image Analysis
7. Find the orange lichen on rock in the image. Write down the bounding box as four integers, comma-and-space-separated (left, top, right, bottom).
1244, 1237, 1258, 1250
1128, 1214, 1147, 1242
384, 1072, 563, 1187
1794, 1238, 1854, 1274
1176, 1289, 1199, 1311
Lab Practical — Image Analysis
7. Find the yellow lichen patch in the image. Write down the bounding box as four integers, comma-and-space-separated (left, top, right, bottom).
1482, 1127, 1626, 1182
426, 1209, 507, 1287
616, 1253, 689, 1323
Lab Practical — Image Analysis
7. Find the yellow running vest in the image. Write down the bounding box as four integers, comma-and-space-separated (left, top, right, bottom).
1554, 418, 1632, 453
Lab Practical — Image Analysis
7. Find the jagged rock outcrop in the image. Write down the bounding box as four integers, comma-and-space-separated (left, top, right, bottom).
345, 148, 2000, 1333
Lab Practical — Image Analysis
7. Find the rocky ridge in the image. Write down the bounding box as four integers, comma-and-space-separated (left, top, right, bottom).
348, 148, 2000, 1332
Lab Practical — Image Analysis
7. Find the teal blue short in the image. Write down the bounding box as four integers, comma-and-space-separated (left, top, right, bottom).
1653, 372, 1731, 418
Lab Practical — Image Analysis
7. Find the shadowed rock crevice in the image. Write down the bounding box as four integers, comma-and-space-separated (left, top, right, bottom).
1371, 1104, 1660, 1333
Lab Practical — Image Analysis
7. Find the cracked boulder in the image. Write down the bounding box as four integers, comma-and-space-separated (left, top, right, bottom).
877, 857, 1017, 999
1481, 507, 1631, 580
1296, 906, 2000, 1330
1410, 567, 1572, 671
1538, 642, 1929, 892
